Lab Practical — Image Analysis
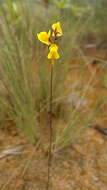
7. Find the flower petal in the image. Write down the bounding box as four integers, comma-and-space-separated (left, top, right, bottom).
49, 44, 58, 50
37, 31, 51, 45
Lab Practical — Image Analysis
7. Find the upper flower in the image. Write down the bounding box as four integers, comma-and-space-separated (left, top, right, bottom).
52, 22, 63, 37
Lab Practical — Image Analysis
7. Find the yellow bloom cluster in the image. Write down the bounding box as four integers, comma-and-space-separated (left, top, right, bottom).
37, 22, 63, 61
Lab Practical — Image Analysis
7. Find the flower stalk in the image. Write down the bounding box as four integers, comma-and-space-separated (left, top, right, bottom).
47, 62, 53, 190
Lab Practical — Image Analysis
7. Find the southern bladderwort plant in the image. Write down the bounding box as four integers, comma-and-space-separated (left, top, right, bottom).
37, 22, 63, 190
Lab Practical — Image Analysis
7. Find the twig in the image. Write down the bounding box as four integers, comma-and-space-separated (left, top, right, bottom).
0, 145, 27, 159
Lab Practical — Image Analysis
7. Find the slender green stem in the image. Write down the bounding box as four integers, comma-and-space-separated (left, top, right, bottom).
47, 62, 53, 190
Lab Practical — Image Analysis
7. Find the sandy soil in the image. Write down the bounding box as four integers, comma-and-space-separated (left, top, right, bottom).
0, 123, 107, 190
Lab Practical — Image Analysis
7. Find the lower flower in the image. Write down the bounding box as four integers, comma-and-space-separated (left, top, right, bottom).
47, 44, 60, 60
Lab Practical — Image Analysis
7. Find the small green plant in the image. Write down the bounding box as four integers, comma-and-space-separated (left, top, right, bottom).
5, 0, 21, 21
54, 0, 71, 13
70, 5, 92, 18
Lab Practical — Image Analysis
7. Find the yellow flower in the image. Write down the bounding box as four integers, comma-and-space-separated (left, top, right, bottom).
37, 22, 63, 60
37, 30, 51, 45
48, 44, 60, 60
52, 22, 63, 37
